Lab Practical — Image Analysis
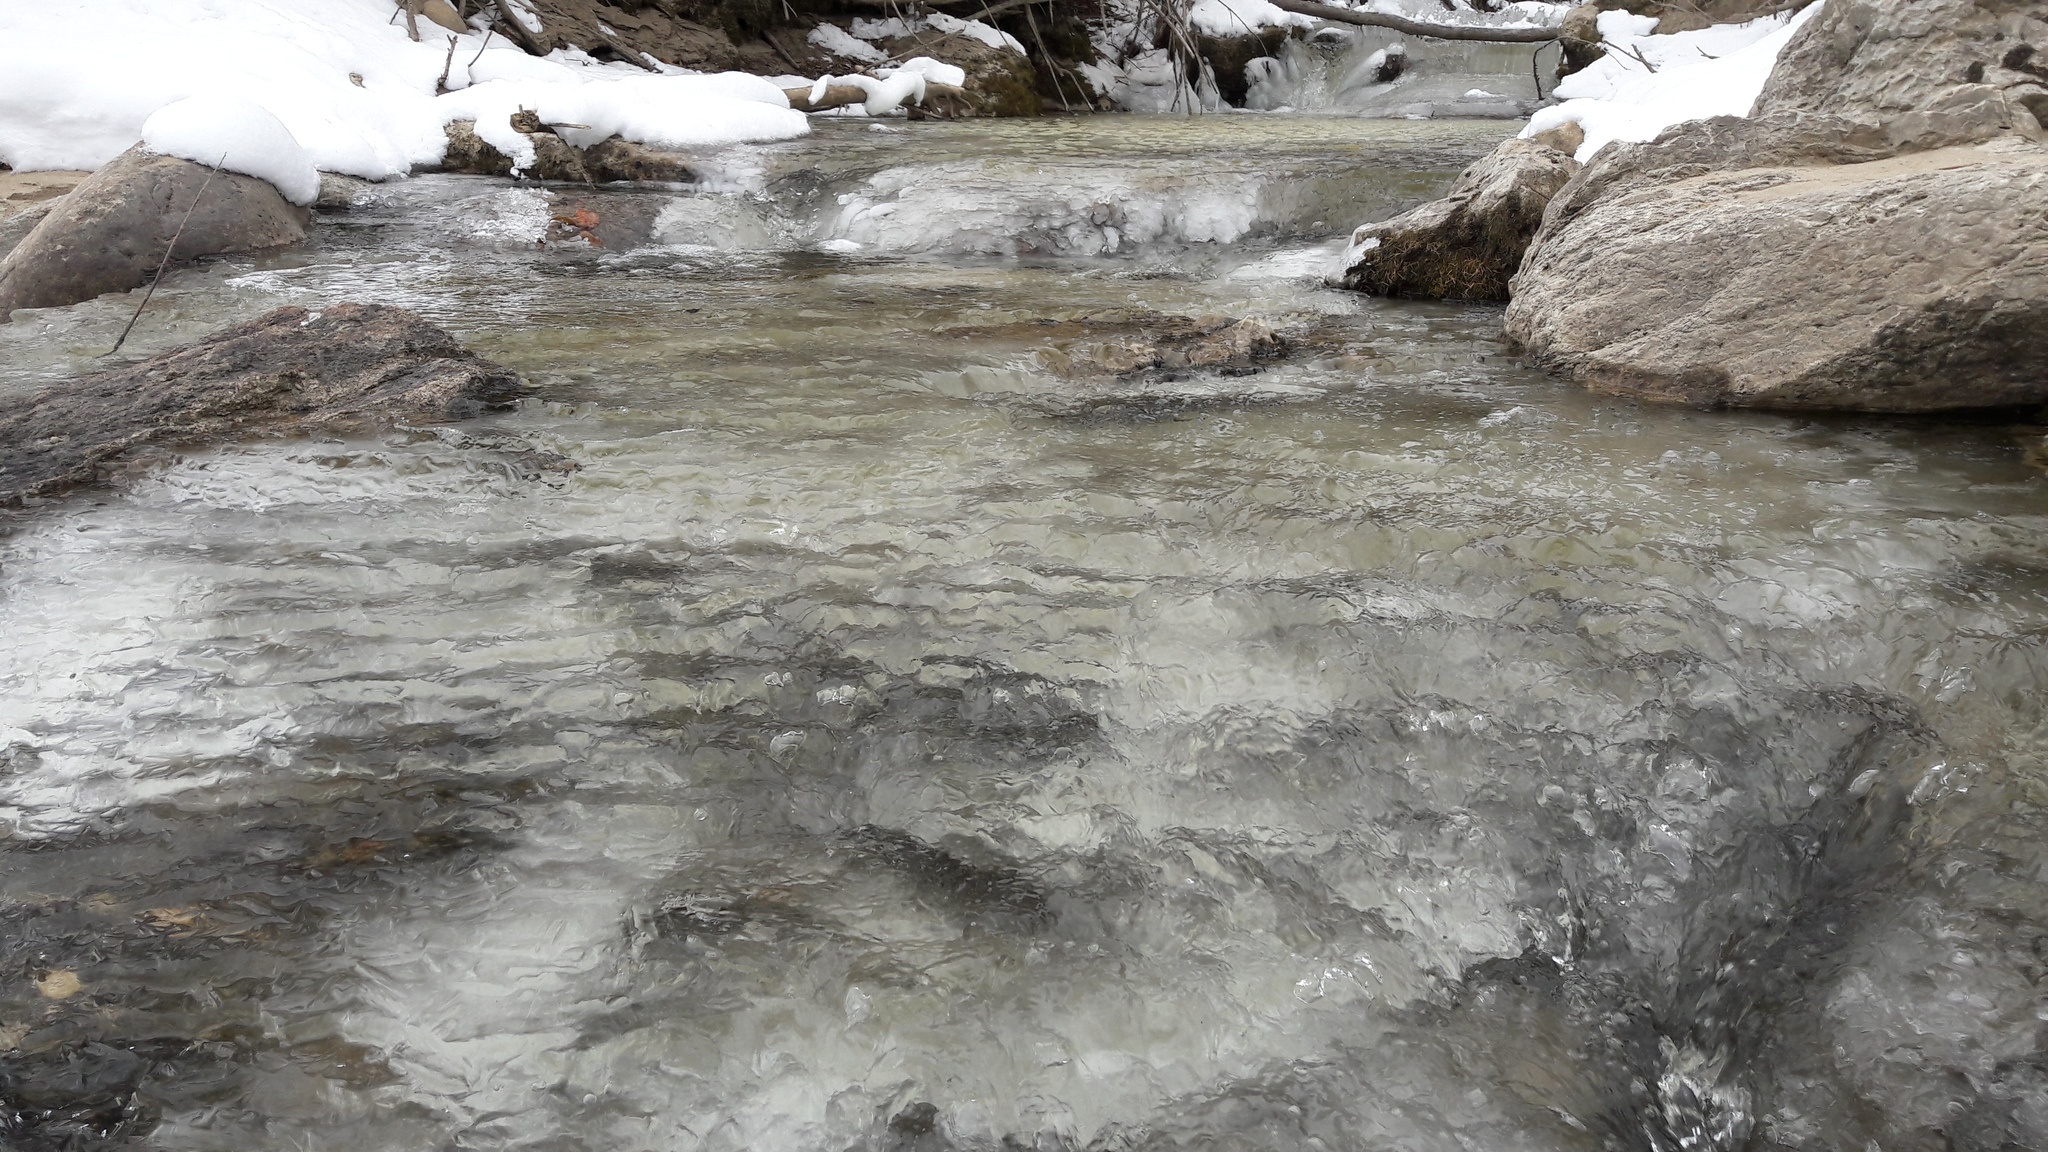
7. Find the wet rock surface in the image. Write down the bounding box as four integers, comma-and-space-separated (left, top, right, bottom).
0, 303, 523, 504
1338, 137, 1580, 302
0, 148, 308, 320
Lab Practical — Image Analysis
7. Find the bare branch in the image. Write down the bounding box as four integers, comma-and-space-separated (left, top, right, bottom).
1266, 0, 1560, 42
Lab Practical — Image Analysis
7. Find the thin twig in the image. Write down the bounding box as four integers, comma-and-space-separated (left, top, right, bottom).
1530, 41, 1544, 100
1616, 41, 1657, 72
110, 153, 225, 357
1026, 3, 1077, 113
468, 21, 496, 67
438, 33, 460, 93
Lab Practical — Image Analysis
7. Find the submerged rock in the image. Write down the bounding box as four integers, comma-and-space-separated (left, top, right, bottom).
1505, 139, 2048, 410
0, 303, 523, 504
1020, 313, 1287, 378
0, 147, 308, 320
1337, 138, 1580, 302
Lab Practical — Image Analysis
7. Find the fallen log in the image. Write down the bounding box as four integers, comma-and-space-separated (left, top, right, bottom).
1267, 0, 1561, 42
782, 81, 970, 113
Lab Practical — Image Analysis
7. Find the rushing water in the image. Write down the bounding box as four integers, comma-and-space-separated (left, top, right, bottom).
1, 116, 2045, 1152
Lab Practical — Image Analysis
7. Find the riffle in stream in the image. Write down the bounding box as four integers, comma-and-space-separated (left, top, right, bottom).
0, 117, 2044, 1152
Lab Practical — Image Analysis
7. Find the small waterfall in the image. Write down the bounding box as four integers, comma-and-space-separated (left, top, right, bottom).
1243, 28, 1552, 117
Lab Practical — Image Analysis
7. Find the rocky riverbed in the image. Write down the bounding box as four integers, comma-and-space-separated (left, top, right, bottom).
1, 109, 2045, 1152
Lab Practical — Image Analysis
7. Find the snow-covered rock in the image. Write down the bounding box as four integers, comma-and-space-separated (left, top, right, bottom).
0, 146, 309, 320
1505, 0, 2048, 411
139, 95, 319, 207
1520, 4, 1825, 162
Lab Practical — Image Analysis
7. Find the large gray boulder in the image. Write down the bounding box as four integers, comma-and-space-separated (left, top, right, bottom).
1504, 138, 2048, 410
0, 147, 309, 320
1756, 0, 2048, 148
1337, 138, 1581, 302
0, 303, 524, 504
1504, 0, 2048, 411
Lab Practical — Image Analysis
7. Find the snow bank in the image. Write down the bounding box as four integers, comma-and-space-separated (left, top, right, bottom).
1521, 2, 1826, 162
140, 95, 321, 206
0, 0, 807, 183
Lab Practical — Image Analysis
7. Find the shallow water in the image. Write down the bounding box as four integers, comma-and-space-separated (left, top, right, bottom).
1, 116, 2045, 1152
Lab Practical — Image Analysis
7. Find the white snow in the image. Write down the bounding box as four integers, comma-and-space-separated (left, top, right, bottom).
885, 57, 969, 90
847, 13, 1024, 54
139, 94, 321, 206
1595, 10, 1661, 39
808, 23, 887, 65
1188, 0, 1314, 36
1522, 2, 1827, 162
0, 0, 808, 185
805, 64, 947, 118
925, 13, 1026, 55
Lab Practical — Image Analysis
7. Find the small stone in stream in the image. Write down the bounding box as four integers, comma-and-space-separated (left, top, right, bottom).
1030, 314, 1286, 378
0, 303, 525, 506
0, 146, 309, 319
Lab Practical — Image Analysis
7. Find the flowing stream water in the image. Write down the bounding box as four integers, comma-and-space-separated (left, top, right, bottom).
1, 114, 2045, 1152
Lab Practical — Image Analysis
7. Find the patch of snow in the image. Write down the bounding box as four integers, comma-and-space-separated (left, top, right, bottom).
809, 23, 886, 65
925, 13, 1026, 55
438, 72, 801, 175
140, 94, 320, 205
1464, 89, 1503, 98
1595, 10, 1661, 39
884, 57, 969, 90
0, 0, 807, 180
845, 13, 1022, 54
1187, 0, 1314, 36
1521, 2, 1827, 162
804, 68, 937, 117
849, 17, 917, 41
